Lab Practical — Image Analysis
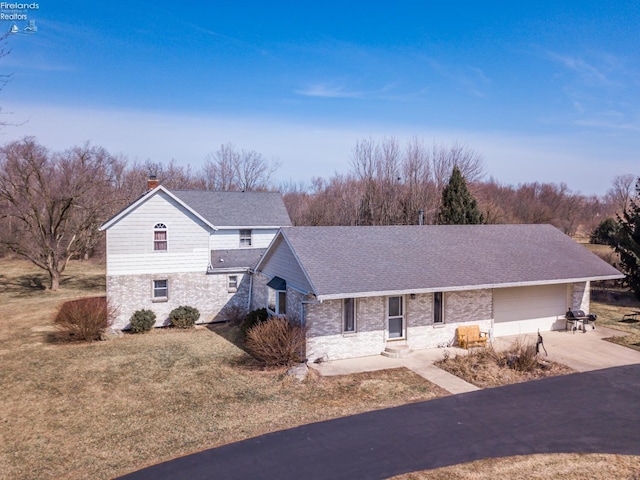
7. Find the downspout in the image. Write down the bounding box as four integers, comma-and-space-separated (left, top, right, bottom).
247, 270, 254, 312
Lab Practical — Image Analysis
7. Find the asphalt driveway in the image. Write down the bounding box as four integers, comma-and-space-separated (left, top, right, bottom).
118, 364, 640, 480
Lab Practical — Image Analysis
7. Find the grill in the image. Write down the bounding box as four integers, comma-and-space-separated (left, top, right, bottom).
565, 309, 597, 332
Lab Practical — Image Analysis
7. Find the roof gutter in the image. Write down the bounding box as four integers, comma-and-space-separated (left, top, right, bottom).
314, 275, 625, 302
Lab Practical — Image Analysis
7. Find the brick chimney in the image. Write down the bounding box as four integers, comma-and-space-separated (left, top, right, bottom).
147, 174, 160, 190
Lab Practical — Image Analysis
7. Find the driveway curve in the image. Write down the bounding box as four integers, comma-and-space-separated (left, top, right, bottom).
118, 364, 640, 480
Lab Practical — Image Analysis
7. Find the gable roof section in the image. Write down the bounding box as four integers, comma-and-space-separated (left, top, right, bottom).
100, 187, 292, 231
264, 225, 623, 300
209, 248, 267, 272
99, 186, 216, 231
255, 233, 316, 294
171, 190, 292, 228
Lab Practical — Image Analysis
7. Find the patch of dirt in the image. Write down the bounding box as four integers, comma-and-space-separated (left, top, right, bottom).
31, 325, 57, 332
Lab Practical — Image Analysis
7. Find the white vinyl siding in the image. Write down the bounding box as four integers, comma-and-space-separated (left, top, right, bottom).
105, 191, 210, 275
210, 228, 279, 250
493, 284, 568, 336
259, 237, 313, 293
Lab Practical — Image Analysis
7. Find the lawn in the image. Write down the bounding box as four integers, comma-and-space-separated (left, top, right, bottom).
591, 286, 640, 351
0, 258, 445, 479
1, 258, 638, 479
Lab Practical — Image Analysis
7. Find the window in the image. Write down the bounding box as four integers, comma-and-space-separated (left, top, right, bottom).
433, 292, 444, 324
154, 223, 167, 251
388, 296, 404, 339
153, 279, 168, 301
266, 276, 286, 315
343, 298, 356, 333
228, 275, 238, 292
240, 229, 252, 247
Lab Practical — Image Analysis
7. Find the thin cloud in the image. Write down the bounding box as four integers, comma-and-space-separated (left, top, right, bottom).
295, 81, 429, 101
295, 83, 364, 99
425, 59, 491, 98
574, 118, 640, 132
179, 21, 271, 56
547, 52, 613, 86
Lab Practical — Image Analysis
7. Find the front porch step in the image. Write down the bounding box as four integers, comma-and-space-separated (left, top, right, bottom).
381, 344, 413, 358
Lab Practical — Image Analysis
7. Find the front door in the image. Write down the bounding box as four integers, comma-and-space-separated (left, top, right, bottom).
387, 296, 404, 339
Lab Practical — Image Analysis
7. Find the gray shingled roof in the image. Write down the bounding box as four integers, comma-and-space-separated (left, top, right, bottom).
277, 225, 623, 299
172, 191, 291, 227
209, 248, 266, 270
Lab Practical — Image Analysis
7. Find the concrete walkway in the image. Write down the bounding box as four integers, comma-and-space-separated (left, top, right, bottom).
310, 326, 640, 394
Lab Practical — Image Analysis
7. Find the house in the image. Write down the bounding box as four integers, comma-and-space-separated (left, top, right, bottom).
251, 224, 624, 361
99, 181, 292, 329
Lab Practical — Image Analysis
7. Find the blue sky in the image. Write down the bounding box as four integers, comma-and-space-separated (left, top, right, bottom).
2, 1, 639, 194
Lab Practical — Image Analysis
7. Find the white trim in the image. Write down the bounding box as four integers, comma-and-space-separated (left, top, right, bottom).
152, 278, 168, 302
99, 185, 218, 231
315, 275, 624, 301
342, 297, 357, 334
153, 222, 168, 252
387, 295, 405, 340
267, 285, 287, 316
227, 274, 238, 293
215, 225, 283, 230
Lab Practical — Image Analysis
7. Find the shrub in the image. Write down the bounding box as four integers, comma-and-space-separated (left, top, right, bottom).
54, 296, 114, 342
129, 309, 156, 333
244, 316, 306, 367
241, 308, 268, 338
501, 337, 538, 372
223, 304, 248, 325
169, 305, 200, 329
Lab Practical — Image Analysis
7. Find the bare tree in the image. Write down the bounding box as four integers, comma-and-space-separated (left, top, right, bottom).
606, 173, 636, 216
202, 143, 280, 191
0, 138, 124, 290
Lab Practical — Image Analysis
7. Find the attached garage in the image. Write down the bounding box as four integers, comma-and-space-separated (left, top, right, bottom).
493, 284, 568, 336
253, 224, 625, 361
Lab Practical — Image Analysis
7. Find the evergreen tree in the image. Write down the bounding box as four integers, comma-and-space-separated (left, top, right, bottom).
610, 178, 640, 300
437, 166, 485, 225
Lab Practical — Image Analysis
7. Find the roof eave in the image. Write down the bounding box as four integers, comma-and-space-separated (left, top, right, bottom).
99, 185, 218, 231
314, 274, 625, 302
215, 225, 284, 230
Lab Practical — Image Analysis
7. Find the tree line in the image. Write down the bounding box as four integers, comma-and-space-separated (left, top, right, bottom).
0, 135, 637, 291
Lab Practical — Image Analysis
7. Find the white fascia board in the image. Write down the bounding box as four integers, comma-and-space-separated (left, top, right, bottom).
215, 225, 282, 230
99, 186, 218, 231
315, 275, 625, 302
207, 267, 251, 274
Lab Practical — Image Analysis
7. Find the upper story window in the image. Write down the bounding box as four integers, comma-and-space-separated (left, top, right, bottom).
240, 229, 252, 247
239, 229, 252, 247
154, 223, 167, 251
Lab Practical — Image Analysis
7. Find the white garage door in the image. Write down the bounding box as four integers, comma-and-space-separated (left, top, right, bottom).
493, 284, 568, 337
